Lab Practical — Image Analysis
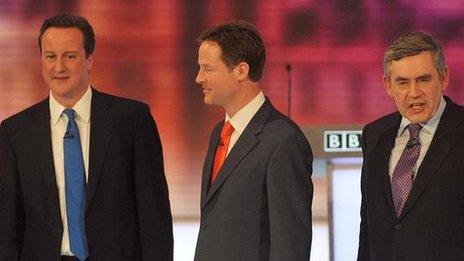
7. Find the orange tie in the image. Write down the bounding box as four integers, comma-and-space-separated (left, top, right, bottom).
211, 121, 235, 184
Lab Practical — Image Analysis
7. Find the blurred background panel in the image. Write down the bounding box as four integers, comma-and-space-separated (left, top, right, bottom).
1, 1, 463, 260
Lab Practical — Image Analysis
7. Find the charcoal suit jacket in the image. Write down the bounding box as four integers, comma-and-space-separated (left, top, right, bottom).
194, 99, 313, 261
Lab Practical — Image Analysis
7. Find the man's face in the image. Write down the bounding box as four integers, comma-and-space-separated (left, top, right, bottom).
41, 27, 92, 104
384, 51, 449, 123
196, 41, 239, 108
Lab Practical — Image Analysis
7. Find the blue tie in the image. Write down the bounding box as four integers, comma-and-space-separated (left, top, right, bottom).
63, 109, 88, 261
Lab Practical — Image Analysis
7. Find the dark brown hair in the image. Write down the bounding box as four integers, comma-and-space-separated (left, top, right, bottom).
198, 20, 266, 82
38, 13, 95, 57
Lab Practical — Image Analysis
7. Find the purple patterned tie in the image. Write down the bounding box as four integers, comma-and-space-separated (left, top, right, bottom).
391, 123, 422, 217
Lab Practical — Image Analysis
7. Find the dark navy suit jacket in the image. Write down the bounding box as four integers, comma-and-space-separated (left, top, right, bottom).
0, 89, 173, 261
358, 97, 464, 261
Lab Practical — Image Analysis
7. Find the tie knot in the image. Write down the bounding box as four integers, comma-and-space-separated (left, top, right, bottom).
220, 121, 235, 138
63, 109, 76, 123
407, 123, 422, 139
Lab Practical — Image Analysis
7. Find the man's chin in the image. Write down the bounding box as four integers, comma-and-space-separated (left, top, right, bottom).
203, 96, 216, 105
50, 88, 71, 97
405, 113, 430, 124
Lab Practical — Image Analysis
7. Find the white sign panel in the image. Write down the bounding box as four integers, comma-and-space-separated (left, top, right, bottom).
324, 130, 362, 152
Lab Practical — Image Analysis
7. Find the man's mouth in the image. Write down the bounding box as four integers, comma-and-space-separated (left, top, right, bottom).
409, 102, 426, 112
54, 76, 70, 81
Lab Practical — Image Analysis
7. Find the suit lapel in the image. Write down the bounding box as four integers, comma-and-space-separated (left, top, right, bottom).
400, 100, 464, 219
370, 117, 401, 219
201, 100, 272, 210
31, 99, 61, 217
86, 89, 113, 209
200, 125, 221, 208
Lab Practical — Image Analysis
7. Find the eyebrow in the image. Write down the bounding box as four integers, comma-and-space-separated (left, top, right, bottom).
199, 63, 212, 68
416, 74, 432, 81
43, 50, 79, 54
394, 76, 409, 82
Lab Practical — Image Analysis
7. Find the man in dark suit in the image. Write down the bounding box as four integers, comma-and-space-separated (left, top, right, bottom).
193, 21, 313, 261
357, 31, 464, 260
0, 13, 173, 260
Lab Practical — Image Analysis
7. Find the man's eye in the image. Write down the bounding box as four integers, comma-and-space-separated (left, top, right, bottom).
66, 54, 77, 59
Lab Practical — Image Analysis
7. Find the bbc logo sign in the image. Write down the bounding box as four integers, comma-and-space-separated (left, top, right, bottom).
323, 130, 362, 152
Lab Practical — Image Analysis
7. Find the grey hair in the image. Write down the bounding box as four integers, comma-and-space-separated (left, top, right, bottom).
383, 31, 446, 80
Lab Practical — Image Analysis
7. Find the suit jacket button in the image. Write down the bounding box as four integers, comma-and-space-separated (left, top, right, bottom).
200, 223, 207, 229
395, 224, 401, 230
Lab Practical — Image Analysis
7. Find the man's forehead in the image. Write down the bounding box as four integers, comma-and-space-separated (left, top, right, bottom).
200, 40, 220, 48
200, 41, 223, 55
391, 54, 434, 70
42, 27, 84, 45
199, 44, 223, 62
41, 28, 85, 50
43, 27, 83, 37
392, 51, 434, 64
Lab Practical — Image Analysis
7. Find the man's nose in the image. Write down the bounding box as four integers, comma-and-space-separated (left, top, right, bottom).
195, 70, 204, 84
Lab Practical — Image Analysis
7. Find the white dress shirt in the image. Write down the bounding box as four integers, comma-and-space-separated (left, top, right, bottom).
389, 96, 446, 179
49, 87, 92, 255
224, 91, 266, 155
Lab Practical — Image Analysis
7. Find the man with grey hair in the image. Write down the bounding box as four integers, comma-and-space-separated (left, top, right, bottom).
357, 31, 464, 260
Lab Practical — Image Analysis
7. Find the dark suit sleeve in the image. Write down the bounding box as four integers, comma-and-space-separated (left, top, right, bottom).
266, 131, 313, 260
0, 123, 24, 260
357, 126, 370, 261
132, 108, 173, 260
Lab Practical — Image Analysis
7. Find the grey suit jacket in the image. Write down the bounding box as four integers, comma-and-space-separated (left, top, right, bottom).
0, 89, 173, 261
357, 97, 464, 261
194, 99, 313, 261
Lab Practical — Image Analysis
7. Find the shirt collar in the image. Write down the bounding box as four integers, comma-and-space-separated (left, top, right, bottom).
49, 86, 92, 125
397, 96, 446, 137
225, 91, 265, 134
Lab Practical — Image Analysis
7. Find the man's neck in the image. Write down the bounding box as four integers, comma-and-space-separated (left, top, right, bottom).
224, 85, 260, 117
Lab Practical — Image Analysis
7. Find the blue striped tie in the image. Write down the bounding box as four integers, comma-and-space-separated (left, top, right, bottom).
63, 109, 88, 260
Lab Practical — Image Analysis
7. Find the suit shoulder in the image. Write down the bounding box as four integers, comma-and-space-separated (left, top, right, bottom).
262, 107, 311, 150
265, 108, 313, 159
94, 91, 153, 123
363, 111, 399, 134
266, 107, 304, 135
361, 111, 399, 156
1, 99, 48, 128
97, 91, 149, 112
444, 97, 464, 117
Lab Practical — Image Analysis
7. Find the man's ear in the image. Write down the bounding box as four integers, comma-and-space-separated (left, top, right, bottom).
383, 75, 393, 97
87, 54, 94, 70
440, 66, 450, 92
235, 62, 250, 82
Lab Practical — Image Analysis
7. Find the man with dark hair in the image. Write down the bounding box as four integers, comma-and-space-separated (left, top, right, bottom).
357, 31, 464, 260
38, 13, 96, 57
194, 21, 313, 261
0, 13, 173, 261
197, 21, 265, 82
